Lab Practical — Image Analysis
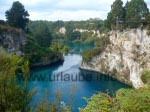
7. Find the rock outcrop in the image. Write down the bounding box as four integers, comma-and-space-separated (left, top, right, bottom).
58, 27, 103, 38
81, 29, 150, 88
0, 25, 26, 55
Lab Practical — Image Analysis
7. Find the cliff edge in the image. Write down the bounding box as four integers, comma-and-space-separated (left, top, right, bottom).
81, 29, 150, 88
0, 25, 26, 55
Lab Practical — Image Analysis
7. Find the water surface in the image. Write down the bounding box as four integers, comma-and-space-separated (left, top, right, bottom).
29, 43, 130, 112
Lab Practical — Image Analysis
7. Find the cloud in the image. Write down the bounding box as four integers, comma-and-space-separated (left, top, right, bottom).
29, 10, 107, 21
0, 0, 150, 21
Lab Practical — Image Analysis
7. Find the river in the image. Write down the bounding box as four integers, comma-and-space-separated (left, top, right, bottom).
28, 43, 130, 112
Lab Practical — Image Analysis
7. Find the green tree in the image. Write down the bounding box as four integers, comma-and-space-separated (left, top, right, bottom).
34, 24, 52, 47
106, 0, 125, 29
125, 0, 149, 27
65, 23, 74, 41
5, 1, 29, 29
145, 13, 150, 35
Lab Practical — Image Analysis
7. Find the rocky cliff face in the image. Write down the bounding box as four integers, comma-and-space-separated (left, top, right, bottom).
0, 26, 26, 55
58, 27, 102, 38
81, 29, 150, 88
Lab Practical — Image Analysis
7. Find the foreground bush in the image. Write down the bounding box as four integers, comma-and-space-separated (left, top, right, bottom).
0, 50, 33, 112
141, 70, 150, 84
80, 87, 150, 112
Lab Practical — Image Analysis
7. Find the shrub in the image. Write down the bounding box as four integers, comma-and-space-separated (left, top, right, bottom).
80, 87, 150, 112
83, 35, 110, 62
141, 70, 150, 84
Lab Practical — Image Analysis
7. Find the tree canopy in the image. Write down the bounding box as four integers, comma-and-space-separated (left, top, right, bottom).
125, 0, 149, 27
106, 0, 125, 29
5, 1, 29, 29
105, 0, 150, 30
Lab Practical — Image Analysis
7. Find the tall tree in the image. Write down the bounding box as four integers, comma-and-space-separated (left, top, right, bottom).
125, 0, 149, 27
106, 0, 125, 29
5, 1, 29, 29
34, 24, 52, 47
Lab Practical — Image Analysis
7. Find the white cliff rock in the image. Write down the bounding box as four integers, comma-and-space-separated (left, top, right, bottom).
59, 27, 66, 34
73, 28, 102, 37
81, 29, 150, 88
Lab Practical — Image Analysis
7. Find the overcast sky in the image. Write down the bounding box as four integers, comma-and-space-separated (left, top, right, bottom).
0, 0, 150, 21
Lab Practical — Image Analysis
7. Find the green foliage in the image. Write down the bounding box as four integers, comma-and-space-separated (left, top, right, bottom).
5, 1, 29, 29
23, 22, 65, 65
125, 0, 149, 28
50, 42, 70, 53
80, 87, 150, 112
0, 49, 33, 112
105, 0, 150, 30
23, 36, 64, 65
28, 19, 104, 42
34, 90, 71, 112
94, 35, 110, 48
28, 21, 53, 47
0, 24, 21, 35
105, 0, 125, 29
116, 87, 150, 112
83, 48, 102, 62
83, 35, 110, 62
79, 93, 119, 112
141, 70, 150, 84
145, 14, 150, 35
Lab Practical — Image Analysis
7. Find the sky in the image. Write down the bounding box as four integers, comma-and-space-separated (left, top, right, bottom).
0, 0, 150, 21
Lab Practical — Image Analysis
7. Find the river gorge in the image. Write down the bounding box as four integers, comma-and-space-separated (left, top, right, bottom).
28, 43, 130, 112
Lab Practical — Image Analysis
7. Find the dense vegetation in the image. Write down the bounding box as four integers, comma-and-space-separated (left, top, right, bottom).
80, 87, 150, 112
0, 49, 33, 112
28, 19, 103, 43
104, 0, 150, 30
83, 35, 110, 62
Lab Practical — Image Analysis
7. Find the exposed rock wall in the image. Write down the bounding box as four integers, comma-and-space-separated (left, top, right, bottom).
58, 27, 103, 38
81, 29, 150, 88
73, 28, 101, 37
0, 26, 26, 55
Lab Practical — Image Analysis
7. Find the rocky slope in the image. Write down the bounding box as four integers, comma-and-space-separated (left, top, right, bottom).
81, 29, 150, 88
0, 25, 26, 55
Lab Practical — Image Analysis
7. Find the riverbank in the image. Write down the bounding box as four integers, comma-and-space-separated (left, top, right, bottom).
79, 64, 133, 87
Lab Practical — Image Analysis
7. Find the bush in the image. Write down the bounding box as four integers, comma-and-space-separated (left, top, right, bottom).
0, 50, 33, 112
116, 87, 150, 112
83, 48, 103, 62
141, 70, 150, 84
80, 87, 150, 112
83, 35, 110, 62
79, 93, 119, 112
